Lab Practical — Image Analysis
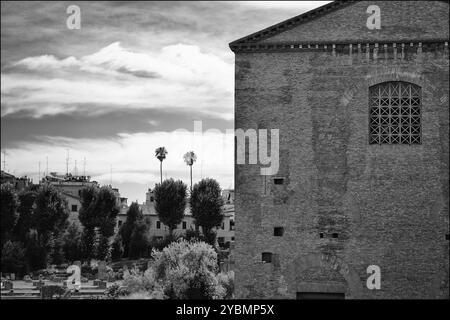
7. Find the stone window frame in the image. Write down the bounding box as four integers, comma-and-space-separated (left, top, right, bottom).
368, 81, 422, 145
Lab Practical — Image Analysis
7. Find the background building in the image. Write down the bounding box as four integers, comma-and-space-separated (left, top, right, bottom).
42, 173, 99, 221
116, 188, 235, 245
230, 0, 449, 299
42, 172, 129, 224
0, 170, 31, 192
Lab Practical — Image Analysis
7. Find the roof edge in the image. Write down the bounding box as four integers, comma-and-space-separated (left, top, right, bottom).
229, 0, 450, 50
229, 0, 356, 47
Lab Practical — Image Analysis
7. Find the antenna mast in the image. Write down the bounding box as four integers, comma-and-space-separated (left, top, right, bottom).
83, 157, 86, 176
65, 149, 70, 175
2, 151, 5, 172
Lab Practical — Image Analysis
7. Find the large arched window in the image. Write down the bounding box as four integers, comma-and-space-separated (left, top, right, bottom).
369, 81, 421, 145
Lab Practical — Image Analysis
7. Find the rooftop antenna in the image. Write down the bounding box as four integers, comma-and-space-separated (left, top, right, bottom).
2, 150, 6, 172
200, 155, 203, 179
74, 160, 78, 176
110, 164, 113, 186
46, 156, 48, 177
38, 161, 41, 182
83, 157, 86, 176
65, 149, 70, 175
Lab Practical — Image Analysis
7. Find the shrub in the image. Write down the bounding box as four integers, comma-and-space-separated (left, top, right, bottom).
217, 271, 234, 299
114, 240, 234, 300
149, 234, 180, 251
122, 267, 157, 293
104, 283, 129, 299
152, 240, 224, 299
119, 290, 166, 299
40, 285, 69, 299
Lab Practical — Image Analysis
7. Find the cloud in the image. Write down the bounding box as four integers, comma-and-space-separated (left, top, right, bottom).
2, 42, 234, 119
1, 106, 233, 148
237, 1, 332, 10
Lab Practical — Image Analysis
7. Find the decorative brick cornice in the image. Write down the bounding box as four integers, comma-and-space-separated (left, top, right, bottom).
230, 39, 449, 55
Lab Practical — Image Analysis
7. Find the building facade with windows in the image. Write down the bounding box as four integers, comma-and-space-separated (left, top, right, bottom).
43, 173, 128, 223
115, 188, 235, 245
230, 1, 449, 299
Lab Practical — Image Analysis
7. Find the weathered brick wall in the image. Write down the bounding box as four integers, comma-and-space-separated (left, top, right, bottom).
233, 1, 449, 299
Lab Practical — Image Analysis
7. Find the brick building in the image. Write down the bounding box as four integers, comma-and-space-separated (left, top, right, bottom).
230, 1, 449, 299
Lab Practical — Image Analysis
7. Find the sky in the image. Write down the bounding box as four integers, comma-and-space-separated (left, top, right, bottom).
1, 1, 330, 203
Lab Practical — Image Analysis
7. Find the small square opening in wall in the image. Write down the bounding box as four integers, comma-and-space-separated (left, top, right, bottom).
274, 227, 284, 237
262, 252, 273, 263
332, 233, 339, 239
446, 234, 449, 241
319, 233, 324, 238
273, 178, 284, 185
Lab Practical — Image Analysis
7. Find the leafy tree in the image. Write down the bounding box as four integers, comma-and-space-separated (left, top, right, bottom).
94, 187, 120, 239
81, 227, 97, 261
79, 186, 119, 260
154, 179, 187, 235
96, 234, 111, 261
111, 234, 124, 261
128, 219, 150, 259
62, 221, 83, 263
33, 184, 69, 265
1, 240, 26, 275
79, 186, 97, 259
120, 202, 143, 257
34, 184, 69, 239
13, 190, 37, 245
190, 178, 224, 245
49, 233, 65, 265
78, 186, 97, 229
25, 230, 47, 271
0, 183, 18, 247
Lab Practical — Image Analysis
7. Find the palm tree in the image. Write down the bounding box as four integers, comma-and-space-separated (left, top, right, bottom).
155, 147, 168, 184
183, 151, 197, 193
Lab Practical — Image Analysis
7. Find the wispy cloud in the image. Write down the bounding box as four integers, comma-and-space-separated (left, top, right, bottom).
2, 42, 233, 119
